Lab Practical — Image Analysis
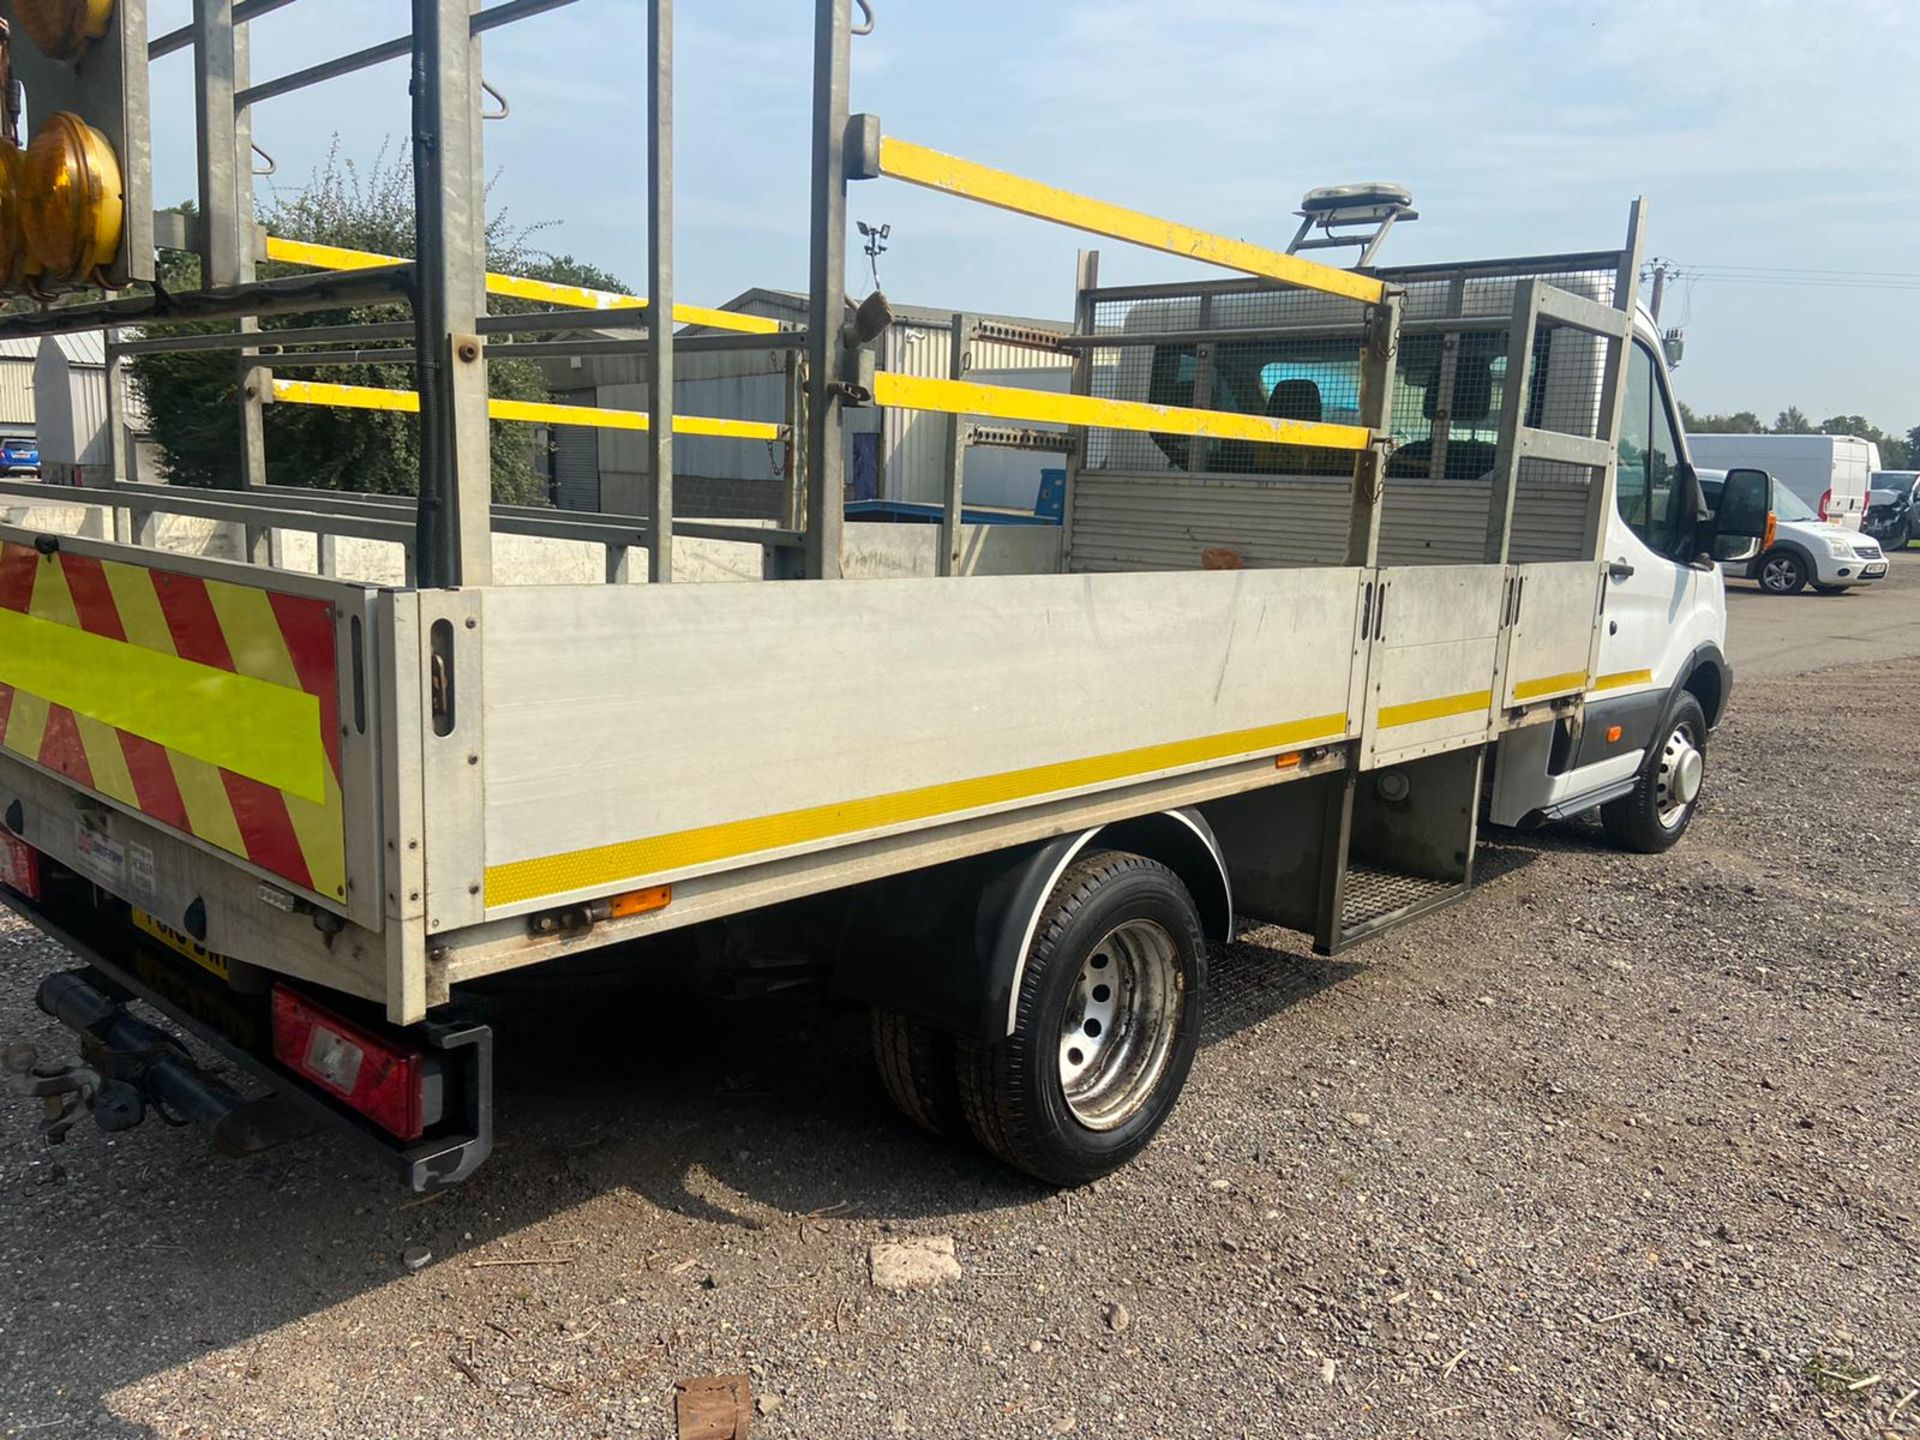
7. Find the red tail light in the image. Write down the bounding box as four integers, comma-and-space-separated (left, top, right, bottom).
1818, 488, 1832, 520
0, 833, 41, 901
272, 985, 428, 1141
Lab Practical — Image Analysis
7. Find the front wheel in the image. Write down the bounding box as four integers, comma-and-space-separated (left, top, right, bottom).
1602, 692, 1708, 853
957, 850, 1205, 1187
1756, 549, 1807, 595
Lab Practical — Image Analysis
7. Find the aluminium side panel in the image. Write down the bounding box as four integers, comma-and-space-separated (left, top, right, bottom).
1360, 563, 1507, 768
474, 568, 1364, 919
1499, 560, 1606, 708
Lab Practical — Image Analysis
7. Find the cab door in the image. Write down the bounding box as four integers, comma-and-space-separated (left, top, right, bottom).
1592, 339, 1706, 707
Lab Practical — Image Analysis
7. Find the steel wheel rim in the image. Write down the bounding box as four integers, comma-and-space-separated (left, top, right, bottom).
1656, 719, 1703, 828
1761, 556, 1796, 591
1056, 919, 1183, 1132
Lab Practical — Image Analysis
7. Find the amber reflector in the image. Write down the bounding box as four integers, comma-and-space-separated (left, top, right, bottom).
16, 0, 115, 62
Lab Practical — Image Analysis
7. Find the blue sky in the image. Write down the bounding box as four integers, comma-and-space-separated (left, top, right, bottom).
144, 0, 1920, 433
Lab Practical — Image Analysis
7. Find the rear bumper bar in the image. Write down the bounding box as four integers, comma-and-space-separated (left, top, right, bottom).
0, 886, 492, 1191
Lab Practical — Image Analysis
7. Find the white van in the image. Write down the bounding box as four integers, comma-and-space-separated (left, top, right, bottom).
1686, 433, 1878, 531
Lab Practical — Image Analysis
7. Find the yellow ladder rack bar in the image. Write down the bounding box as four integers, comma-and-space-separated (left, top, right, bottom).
262, 237, 782, 335
869, 372, 1372, 452
271, 379, 784, 442
873, 137, 1387, 306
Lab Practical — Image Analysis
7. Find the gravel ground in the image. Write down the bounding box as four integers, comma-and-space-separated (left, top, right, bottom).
2, 568, 1917, 1439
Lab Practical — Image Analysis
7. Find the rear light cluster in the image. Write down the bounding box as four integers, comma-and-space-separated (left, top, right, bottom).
271, 984, 437, 1141
1818, 488, 1832, 521
0, 832, 41, 901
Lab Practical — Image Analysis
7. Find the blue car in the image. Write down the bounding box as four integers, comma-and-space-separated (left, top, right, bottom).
0, 436, 38, 475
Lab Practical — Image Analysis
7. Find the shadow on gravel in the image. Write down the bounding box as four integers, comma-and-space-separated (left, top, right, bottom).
0, 891, 1446, 1433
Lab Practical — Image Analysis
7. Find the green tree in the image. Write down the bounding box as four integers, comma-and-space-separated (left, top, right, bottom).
1678, 402, 1764, 433
1771, 406, 1815, 435
129, 142, 631, 502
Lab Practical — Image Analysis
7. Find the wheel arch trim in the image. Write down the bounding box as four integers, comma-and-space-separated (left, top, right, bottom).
998, 808, 1231, 1036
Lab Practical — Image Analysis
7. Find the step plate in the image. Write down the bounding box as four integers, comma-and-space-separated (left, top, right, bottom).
1341, 864, 1464, 933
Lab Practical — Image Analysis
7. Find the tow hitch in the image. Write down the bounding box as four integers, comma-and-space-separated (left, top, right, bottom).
4, 970, 307, 1155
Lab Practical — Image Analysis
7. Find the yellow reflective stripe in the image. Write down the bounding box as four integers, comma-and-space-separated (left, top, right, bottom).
871, 371, 1371, 452
169, 753, 249, 857
875, 137, 1386, 305
202, 581, 347, 900
1513, 670, 1590, 701
3, 690, 51, 759
102, 554, 178, 651
261, 236, 781, 334
3, 552, 71, 762
487, 396, 782, 441
1591, 668, 1653, 692
274, 378, 418, 414
74, 714, 140, 807
1378, 690, 1493, 729
272, 380, 783, 442
485, 711, 1352, 908
0, 608, 327, 804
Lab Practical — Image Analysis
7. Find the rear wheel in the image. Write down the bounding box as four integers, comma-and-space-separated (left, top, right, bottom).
957, 851, 1205, 1187
871, 1009, 965, 1137
1757, 549, 1807, 595
1602, 692, 1708, 853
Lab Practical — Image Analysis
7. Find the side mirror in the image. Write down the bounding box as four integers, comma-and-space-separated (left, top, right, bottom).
1709, 466, 1774, 562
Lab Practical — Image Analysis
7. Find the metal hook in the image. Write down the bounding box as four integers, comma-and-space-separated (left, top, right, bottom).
852, 1, 875, 36
481, 79, 509, 120
250, 141, 276, 177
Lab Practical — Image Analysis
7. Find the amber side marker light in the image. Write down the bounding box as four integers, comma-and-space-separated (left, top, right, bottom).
16, 0, 115, 61
607, 884, 673, 920
21, 112, 125, 287
1606, 725, 1624, 744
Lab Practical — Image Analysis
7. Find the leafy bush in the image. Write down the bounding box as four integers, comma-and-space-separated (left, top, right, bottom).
130, 142, 630, 503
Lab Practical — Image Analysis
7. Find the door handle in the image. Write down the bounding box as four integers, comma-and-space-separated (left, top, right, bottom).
1607, 560, 1635, 581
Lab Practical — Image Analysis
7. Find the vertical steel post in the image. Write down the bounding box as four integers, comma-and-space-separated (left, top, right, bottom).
1343, 291, 1403, 568
803, 0, 851, 581
195, 0, 271, 562
1580, 198, 1648, 561
936, 311, 970, 576
644, 0, 675, 582
1057, 248, 1099, 574
411, 0, 493, 589
1484, 280, 1541, 565
1185, 293, 1214, 475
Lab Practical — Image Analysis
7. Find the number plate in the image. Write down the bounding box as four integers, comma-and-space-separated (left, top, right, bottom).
131, 908, 232, 981
1863, 562, 1888, 578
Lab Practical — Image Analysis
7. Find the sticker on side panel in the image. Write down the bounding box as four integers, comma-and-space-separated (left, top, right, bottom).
128, 841, 157, 897
74, 823, 127, 886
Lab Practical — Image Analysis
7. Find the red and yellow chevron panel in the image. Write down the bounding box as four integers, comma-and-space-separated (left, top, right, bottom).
0, 543, 346, 902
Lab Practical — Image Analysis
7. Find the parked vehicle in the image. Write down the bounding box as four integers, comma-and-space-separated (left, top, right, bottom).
1703, 470, 1888, 594
1866, 470, 1919, 551
0, 436, 38, 475
0, 1, 1773, 1194
1687, 433, 1879, 531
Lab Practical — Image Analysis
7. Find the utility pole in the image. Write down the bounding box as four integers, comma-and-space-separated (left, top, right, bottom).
1648, 258, 1669, 323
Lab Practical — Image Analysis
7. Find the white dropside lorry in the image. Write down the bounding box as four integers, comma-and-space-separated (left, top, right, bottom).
0, 1, 1772, 1188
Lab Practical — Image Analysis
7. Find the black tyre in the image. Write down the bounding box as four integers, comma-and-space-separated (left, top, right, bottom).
1756, 548, 1807, 595
1811, 582, 1848, 595
1602, 691, 1708, 853
871, 1009, 965, 1137
957, 850, 1205, 1187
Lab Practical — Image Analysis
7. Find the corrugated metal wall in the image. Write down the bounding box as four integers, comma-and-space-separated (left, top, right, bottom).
881, 322, 1071, 508
0, 359, 34, 428
552, 422, 601, 511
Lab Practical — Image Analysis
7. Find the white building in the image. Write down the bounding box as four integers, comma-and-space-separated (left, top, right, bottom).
538, 288, 1071, 518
